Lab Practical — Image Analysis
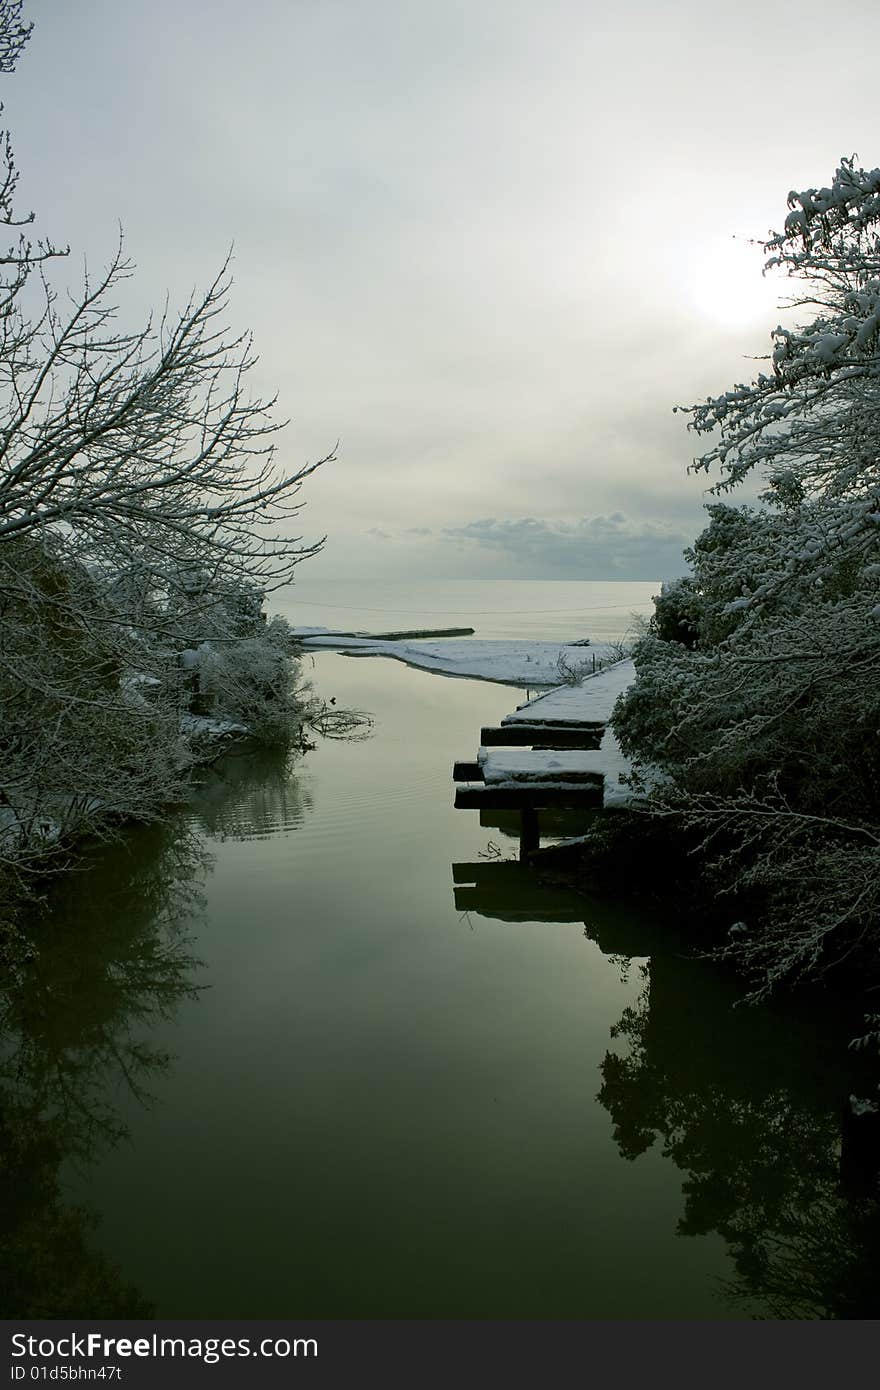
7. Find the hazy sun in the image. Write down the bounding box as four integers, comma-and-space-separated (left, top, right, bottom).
687, 235, 782, 330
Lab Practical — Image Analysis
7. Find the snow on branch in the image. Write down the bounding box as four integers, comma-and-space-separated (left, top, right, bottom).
679, 158, 880, 500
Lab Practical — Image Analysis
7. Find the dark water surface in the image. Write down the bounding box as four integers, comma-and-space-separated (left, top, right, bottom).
4, 652, 877, 1319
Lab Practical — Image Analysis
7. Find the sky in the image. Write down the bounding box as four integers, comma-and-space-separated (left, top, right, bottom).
5, 0, 880, 581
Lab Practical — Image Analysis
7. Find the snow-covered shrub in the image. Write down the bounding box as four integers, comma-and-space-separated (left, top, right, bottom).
649, 577, 703, 648
190, 617, 303, 745
0, 538, 189, 895
554, 650, 596, 685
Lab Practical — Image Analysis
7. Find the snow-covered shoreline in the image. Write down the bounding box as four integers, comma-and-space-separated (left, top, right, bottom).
293, 629, 622, 687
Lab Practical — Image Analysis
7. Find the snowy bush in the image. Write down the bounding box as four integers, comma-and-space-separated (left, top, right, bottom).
189, 622, 303, 745
0, 537, 190, 892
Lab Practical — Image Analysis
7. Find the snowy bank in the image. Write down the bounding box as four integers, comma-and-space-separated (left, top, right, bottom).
294, 631, 621, 687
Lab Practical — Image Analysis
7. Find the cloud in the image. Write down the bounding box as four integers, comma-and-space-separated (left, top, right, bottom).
13, 0, 877, 586
443, 514, 692, 580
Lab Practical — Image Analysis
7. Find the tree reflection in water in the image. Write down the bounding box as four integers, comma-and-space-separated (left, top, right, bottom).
0, 742, 316, 1316
452, 855, 880, 1318
1, 819, 211, 1315
597, 950, 880, 1320
188, 744, 315, 841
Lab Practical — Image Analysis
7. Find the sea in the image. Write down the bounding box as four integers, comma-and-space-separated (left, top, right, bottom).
271, 577, 660, 643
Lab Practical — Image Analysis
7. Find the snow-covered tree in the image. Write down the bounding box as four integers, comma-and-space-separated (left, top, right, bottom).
0, 5, 330, 899
613, 158, 880, 999
0, 240, 333, 614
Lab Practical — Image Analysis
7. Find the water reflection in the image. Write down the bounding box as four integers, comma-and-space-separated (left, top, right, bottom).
0, 726, 352, 1316
598, 956, 880, 1320
1, 820, 210, 1315
453, 857, 592, 922
451, 855, 880, 1320
188, 745, 315, 841
1, 742, 320, 1316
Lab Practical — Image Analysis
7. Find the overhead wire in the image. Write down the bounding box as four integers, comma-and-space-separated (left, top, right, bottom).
284, 601, 650, 615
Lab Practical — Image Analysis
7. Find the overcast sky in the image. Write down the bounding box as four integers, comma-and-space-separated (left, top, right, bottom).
6, 0, 880, 579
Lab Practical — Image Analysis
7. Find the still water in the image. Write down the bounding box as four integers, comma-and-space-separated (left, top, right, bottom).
3, 633, 877, 1318
272, 577, 661, 642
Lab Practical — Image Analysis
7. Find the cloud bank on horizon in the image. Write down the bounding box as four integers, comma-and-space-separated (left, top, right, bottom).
306, 509, 696, 582
444, 514, 694, 579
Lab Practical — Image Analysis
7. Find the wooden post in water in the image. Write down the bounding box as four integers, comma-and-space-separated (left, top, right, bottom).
840, 1098, 880, 1197
519, 807, 540, 858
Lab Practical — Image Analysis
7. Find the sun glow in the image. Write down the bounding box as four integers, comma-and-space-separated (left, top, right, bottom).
687, 235, 783, 331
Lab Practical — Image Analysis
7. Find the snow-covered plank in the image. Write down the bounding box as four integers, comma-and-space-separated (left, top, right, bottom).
477, 749, 605, 786
476, 728, 638, 806
502, 659, 635, 724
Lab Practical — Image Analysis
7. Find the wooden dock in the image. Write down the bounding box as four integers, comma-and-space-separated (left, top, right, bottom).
453, 660, 636, 854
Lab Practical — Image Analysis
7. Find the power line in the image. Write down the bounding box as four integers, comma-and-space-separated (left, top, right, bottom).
284, 601, 650, 615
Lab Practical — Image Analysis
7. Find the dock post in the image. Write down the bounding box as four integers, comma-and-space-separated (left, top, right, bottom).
519, 807, 540, 858
840, 1098, 880, 1197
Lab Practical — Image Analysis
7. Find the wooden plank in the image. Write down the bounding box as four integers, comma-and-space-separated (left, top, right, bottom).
452, 761, 484, 782
502, 660, 634, 727
457, 757, 604, 785
479, 724, 604, 748
455, 785, 603, 810
480, 753, 605, 787
502, 713, 607, 729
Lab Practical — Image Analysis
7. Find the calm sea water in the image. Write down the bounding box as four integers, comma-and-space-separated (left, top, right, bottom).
272, 578, 660, 642
4, 584, 877, 1319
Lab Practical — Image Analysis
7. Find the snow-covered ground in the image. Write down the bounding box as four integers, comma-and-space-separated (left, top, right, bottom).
179, 713, 250, 741
477, 748, 605, 786
293, 629, 620, 686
